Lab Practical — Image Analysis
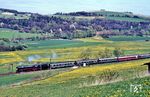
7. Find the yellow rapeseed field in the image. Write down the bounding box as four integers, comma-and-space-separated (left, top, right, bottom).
0, 37, 149, 64
0, 52, 23, 64
30, 59, 150, 85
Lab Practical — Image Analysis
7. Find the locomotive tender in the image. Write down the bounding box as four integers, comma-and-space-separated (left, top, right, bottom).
16, 54, 150, 73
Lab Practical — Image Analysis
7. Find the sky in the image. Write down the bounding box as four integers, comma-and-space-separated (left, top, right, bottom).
0, 0, 150, 15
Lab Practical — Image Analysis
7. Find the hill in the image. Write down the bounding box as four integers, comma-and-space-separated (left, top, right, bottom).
0, 8, 150, 40
0, 59, 150, 97
0, 28, 41, 39
0, 8, 150, 97
0, 8, 31, 19
55, 10, 150, 22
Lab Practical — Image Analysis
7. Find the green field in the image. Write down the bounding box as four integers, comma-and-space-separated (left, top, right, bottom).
57, 11, 149, 22
106, 16, 148, 22
25, 39, 103, 50
92, 11, 149, 22
0, 68, 70, 87
0, 28, 41, 39
106, 36, 150, 41
0, 12, 30, 19
0, 35, 150, 97
0, 59, 150, 97
0, 9, 150, 97
0, 36, 150, 64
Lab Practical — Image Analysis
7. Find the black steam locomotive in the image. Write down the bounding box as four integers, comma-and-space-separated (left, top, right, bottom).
16, 54, 150, 73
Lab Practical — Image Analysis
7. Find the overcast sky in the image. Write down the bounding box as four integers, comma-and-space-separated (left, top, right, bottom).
0, 0, 150, 15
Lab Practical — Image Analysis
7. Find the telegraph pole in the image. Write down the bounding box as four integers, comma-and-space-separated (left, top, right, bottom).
10, 64, 13, 72
49, 55, 52, 69
50, 57, 51, 64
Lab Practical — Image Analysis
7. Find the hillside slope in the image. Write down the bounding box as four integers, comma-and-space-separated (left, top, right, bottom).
0, 59, 150, 97
0, 8, 150, 39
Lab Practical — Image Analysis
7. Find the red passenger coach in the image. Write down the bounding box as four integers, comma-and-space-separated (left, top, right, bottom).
118, 56, 138, 62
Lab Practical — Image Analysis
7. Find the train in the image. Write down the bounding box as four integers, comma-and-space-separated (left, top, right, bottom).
16, 54, 150, 73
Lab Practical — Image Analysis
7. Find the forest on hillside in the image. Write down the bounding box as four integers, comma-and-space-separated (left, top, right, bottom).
0, 9, 150, 39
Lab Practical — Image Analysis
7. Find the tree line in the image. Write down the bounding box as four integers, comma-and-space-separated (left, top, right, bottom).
0, 13, 150, 39
79, 48, 124, 59
0, 45, 28, 52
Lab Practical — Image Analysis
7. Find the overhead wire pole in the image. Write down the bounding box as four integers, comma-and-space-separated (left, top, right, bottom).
49, 52, 52, 69
50, 57, 51, 64
10, 64, 13, 72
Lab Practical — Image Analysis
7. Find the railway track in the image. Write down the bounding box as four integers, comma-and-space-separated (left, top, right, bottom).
0, 55, 150, 77
0, 72, 16, 77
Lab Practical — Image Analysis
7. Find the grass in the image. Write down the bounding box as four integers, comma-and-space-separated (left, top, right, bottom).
0, 59, 150, 97
106, 16, 148, 22
0, 28, 41, 39
72, 76, 150, 97
0, 36, 150, 65
0, 11, 150, 97
57, 11, 149, 22
1, 77, 149, 97
0, 52, 24, 64
25, 39, 104, 50
76, 36, 111, 42
0, 68, 71, 87
92, 11, 149, 22
0, 12, 30, 19
0, 36, 149, 97
93, 11, 128, 17
106, 36, 150, 41
0, 74, 37, 86
35, 59, 149, 84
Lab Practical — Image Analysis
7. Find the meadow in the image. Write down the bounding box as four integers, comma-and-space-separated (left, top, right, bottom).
0, 12, 30, 19
0, 68, 70, 87
0, 36, 150, 67
57, 10, 149, 22
0, 59, 150, 97
95, 11, 148, 22
0, 35, 150, 97
25, 39, 103, 50
106, 36, 150, 41
0, 9, 150, 97
58, 15, 147, 22
0, 28, 41, 39
106, 16, 148, 22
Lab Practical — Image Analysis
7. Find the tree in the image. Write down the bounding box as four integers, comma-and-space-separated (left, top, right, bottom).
104, 48, 113, 58
97, 50, 105, 58
97, 48, 112, 58
79, 48, 92, 59
31, 27, 37, 33
113, 48, 124, 58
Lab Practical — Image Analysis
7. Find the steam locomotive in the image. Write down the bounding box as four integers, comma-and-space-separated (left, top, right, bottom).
16, 54, 150, 73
